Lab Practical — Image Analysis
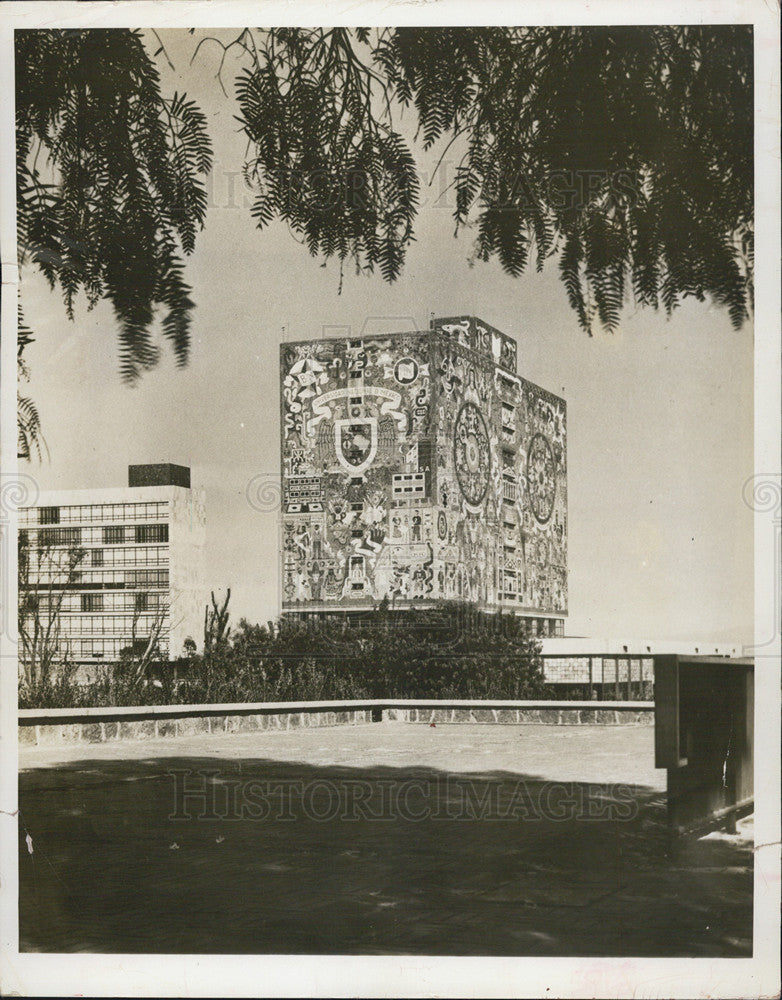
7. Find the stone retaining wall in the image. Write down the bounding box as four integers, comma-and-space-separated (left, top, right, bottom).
385, 706, 654, 726
19, 700, 654, 748
19, 707, 375, 748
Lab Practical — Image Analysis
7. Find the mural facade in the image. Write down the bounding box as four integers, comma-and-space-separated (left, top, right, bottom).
280, 315, 567, 627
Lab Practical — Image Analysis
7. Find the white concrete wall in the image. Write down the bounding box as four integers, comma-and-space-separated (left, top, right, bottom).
168, 487, 207, 656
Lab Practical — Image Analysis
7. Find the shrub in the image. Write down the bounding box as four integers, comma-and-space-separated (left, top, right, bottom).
19, 603, 545, 708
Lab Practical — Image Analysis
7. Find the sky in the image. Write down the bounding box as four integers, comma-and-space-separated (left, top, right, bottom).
19, 28, 755, 645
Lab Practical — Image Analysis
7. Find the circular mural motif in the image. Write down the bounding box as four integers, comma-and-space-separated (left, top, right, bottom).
437, 511, 448, 540
527, 432, 556, 524
454, 402, 491, 507
394, 357, 419, 385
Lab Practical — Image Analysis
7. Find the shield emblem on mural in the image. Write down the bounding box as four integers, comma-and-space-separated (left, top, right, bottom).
334, 418, 378, 475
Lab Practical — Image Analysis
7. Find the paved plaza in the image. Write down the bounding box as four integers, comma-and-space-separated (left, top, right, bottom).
18, 723, 752, 955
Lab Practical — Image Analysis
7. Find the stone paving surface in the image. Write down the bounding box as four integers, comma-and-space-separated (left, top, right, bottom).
17, 723, 751, 956
20, 720, 665, 787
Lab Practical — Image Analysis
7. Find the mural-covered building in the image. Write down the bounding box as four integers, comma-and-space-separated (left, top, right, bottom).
280, 316, 567, 635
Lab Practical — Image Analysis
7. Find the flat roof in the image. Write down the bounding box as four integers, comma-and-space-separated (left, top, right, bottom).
21, 483, 194, 507
540, 637, 743, 657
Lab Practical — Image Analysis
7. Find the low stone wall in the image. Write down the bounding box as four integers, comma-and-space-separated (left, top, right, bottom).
19, 704, 375, 748
18, 699, 654, 748
385, 705, 654, 726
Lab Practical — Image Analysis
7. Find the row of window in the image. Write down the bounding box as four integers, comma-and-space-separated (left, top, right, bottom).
602, 659, 655, 683
125, 569, 170, 587
543, 657, 654, 683
89, 547, 169, 567
30, 527, 81, 547
23, 524, 169, 547
78, 592, 165, 613
41, 549, 168, 570
84, 548, 176, 572
33, 592, 166, 613
25, 548, 170, 579
19, 548, 77, 574
24, 503, 169, 526
107, 524, 169, 544
21, 574, 169, 592
59, 613, 169, 635
74, 638, 170, 658
528, 618, 564, 638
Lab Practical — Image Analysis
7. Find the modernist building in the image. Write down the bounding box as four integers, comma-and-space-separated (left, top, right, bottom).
280, 315, 567, 634
539, 637, 742, 699
19, 463, 206, 664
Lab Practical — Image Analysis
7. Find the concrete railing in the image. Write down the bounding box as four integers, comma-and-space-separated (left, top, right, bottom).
19, 699, 654, 748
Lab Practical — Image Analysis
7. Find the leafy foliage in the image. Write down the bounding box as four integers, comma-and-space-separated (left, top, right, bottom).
20, 603, 545, 707
16, 28, 213, 381
234, 25, 752, 331
16, 26, 752, 458
17, 303, 44, 461
219, 603, 544, 701
235, 28, 419, 287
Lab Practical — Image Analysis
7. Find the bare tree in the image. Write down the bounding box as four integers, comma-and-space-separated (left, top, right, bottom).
18, 534, 85, 695
204, 588, 231, 657
121, 599, 170, 689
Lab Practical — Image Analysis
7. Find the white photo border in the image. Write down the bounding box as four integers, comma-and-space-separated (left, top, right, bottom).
1, 3, 778, 997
